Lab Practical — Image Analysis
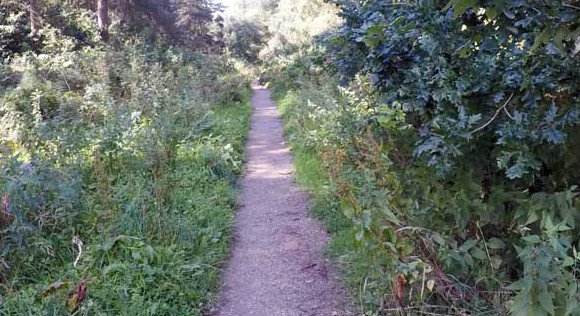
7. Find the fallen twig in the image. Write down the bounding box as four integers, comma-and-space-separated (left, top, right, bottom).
301, 263, 317, 271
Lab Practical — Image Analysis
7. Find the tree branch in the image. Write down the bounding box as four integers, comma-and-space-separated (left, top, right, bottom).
470, 92, 515, 134
564, 3, 580, 11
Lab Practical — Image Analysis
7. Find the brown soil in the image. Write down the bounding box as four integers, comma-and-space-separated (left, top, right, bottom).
212, 86, 350, 316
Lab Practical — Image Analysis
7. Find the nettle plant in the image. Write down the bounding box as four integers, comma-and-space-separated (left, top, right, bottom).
323, 0, 580, 314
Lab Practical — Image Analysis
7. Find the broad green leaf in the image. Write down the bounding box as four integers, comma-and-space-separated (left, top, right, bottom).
522, 235, 541, 244
457, 45, 472, 58
380, 207, 400, 225
491, 256, 502, 269
180, 263, 202, 271
432, 233, 446, 246
562, 257, 575, 267
390, 16, 405, 26
460, 238, 478, 252
470, 246, 487, 260
538, 290, 555, 315
508, 278, 525, 291
487, 237, 505, 249
506, 163, 526, 179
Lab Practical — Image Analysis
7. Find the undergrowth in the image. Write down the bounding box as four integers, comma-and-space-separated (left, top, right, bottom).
273, 60, 580, 314
266, 2, 580, 314
0, 82, 251, 315
277, 87, 387, 315
0, 10, 253, 313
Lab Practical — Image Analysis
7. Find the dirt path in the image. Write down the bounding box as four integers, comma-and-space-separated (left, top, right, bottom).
213, 86, 349, 316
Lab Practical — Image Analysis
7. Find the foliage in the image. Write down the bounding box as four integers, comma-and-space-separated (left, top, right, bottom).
323, 0, 580, 312
222, 0, 340, 63
115, 0, 223, 49
257, 0, 341, 60
0, 0, 223, 57
329, 0, 580, 180
265, 0, 580, 312
0, 2, 252, 314
224, 19, 268, 63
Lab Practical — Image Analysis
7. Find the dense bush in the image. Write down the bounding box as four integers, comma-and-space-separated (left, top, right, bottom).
266, 0, 580, 314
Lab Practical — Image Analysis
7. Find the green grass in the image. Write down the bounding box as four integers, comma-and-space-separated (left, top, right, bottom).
277, 92, 377, 313
278, 87, 412, 315
0, 95, 252, 316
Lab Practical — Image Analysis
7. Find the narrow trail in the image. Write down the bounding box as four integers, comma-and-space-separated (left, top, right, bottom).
213, 86, 348, 316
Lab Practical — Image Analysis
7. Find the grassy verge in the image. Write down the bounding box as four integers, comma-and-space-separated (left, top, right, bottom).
276, 91, 373, 314
0, 92, 252, 316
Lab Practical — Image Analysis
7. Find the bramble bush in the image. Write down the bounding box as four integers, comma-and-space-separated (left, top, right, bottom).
266, 0, 580, 314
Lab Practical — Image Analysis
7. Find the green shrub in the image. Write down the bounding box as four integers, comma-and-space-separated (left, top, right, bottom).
0, 28, 252, 316
273, 63, 580, 314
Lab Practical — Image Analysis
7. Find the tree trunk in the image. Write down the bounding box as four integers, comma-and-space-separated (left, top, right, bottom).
30, 0, 39, 35
97, 0, 109, 42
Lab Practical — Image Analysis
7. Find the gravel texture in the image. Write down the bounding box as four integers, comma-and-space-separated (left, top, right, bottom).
212, 86, 349, 316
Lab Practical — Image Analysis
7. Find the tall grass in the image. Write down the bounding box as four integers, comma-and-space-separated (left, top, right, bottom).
0, 37, 252, 315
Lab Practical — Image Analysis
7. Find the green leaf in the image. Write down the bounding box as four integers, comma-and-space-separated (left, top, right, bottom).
363, 24, 385, 48
563, 257, 575, 267
457, 45, 472, 58
100, 235, 132, 251
508, 278, 525, 291
531, 28, 552, 52
464, 252, 474, 266
486, 7, 498, 19
522, 235, 541, 244
459, 238, 478, 252
525, 211, 540, 225
470, 246, 487, 260
340, 198, 355, 219
366, 24, 384, 36
491, 256, 502, 269
432, 233, 446, 246
503, 10, 515, 19
538, 290, 555, 315
506, 163, 526, 179
401, 22, 415, 32
487, 237, 506, 249
543, 215, 555, 232
380, 207, 400, 225
446, 0, 478, 18
180, 263, 202, 271
390, 16, 405, 26
497, 151, 514, 170
554, 26, 566, 54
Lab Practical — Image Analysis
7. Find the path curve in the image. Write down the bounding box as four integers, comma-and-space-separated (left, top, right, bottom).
213, 86, 348, 316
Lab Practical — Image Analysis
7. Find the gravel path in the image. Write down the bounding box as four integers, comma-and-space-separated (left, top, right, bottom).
212, 86, 349, 316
